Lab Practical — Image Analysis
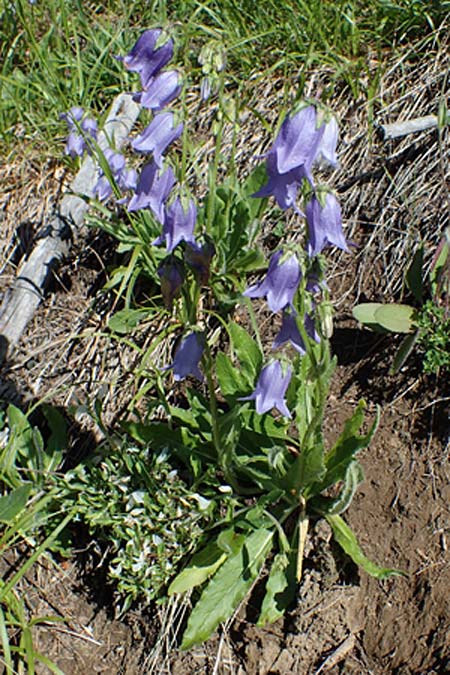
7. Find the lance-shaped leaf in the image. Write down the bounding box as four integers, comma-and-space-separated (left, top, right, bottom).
257, 550, 296, 626
308, 400, 379, 498
326, 514, 405, 579
168, 542, 228, 595
180, 527, 274, 649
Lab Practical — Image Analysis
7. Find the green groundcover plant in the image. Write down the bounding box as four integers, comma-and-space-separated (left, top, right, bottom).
56, 26, 406, 648
353, 228, 450, 375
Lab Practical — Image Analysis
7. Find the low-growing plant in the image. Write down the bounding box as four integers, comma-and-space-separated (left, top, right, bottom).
53, 440, 219, 615
353, 228, 450, 374
58, 27, 403, 649
0, 405, 72, 675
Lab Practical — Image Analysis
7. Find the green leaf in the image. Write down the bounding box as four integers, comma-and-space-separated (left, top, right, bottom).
0, 484, 32, 523
181, 527, 274, 649
233, 249, 267, 272
430, 232, 449, 297
216, 352, 247, 397
352, 303, 388, 332
374, 304, 416, 334
257, 550, 296, 626
217, 530, 246, 555
168, 542, 227, 595
406, 246, 424, 303
42, 406, 67, 457
229, 323, 262, 381
108, 308, 149, 334
311, 461, 364, 515
310, 401, 378, 497
326, 514, 404, 579
391, 330, 421, 374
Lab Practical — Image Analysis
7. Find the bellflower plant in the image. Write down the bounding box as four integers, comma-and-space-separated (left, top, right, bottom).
69, 28, 400, 651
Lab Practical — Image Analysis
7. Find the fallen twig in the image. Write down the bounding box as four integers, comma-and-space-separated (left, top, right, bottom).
0, 93, 140, 361
378, 113, 449, 140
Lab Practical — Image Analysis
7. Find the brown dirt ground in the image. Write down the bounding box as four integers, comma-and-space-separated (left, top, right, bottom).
1, 27, 450, 675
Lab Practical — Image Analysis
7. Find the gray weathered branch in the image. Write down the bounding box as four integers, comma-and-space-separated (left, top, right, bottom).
0, 93, 140, 360
378, 113, 448, 140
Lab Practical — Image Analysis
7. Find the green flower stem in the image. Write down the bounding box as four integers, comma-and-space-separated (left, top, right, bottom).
202, 343, 238, 491
205, 72, 226, 236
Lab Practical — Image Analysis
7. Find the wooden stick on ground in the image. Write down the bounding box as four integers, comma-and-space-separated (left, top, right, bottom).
0, 94, 140, 362
378, 113, 448, 140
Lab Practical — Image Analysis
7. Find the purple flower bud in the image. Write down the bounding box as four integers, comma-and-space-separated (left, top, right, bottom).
127, 162, 175, 222
305, 192, 348, 257
158, 258, 185, 309
131, 112, 183, 167
200, 77, 212, 101
154, 197, 197, 252
240, 360, 292, 418
117, 29, 174, 89
185, 241, 215, 284
243, 250, 301, 313
104, 149, 126, 174
273, 312, 320, 354
170, 332, 204, 381
135, 70, 182, 111
315, 116, 339, 169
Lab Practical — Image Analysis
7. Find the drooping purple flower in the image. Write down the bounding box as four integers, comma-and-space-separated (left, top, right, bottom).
131, 112, 183, 167
117, 29, 174, 89
171, 332, 204, 381
93, 175, 113, 201
62, 108, 97, 158
94, 149, 136, 202
273, 312, 320, 354
315, 116, 339, 169
158, 258, 184, 309
305, 192, 348, 257
60, 106, 84, 129
127, 162, 175, 222
243, 250, 301, 313
240, 361, 292, 417
104, 148, 126, 174
185, 241, 215, 284
253, 155, 308, 212
118, 167, 138, 192
134, 70, 182, 111
80, 116, 98, 138
65, 131, 86, 158
154, 197, 197, 252
268, 105, 325, 176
